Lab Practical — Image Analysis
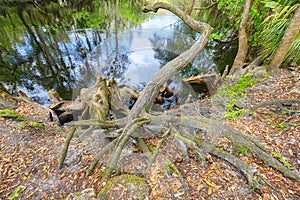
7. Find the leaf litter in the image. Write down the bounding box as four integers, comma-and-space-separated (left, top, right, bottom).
0, 68, 299, 199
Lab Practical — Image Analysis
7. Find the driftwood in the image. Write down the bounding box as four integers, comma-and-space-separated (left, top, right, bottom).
55, 1, 300, 193
182, 73, 220, 95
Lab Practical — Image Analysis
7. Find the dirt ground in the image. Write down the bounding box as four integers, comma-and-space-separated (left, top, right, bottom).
0, 68, 299, 199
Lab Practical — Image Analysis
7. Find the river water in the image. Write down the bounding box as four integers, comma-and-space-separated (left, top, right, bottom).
0, 1, 236, 105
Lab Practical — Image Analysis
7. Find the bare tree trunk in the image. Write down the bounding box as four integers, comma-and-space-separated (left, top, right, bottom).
229, 0, 252, 76
268, 6, 300, 70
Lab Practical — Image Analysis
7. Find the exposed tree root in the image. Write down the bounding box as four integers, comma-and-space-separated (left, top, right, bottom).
250, 99, 300, 113
145, 129, 171, 174
102, 117, 151, 180
164, 157, 192, 198
58, 127, 76, 169
85, 138, 118, 177
54, 1, 300, 193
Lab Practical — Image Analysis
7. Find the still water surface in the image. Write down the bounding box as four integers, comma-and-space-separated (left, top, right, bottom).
0, 2, 236, 105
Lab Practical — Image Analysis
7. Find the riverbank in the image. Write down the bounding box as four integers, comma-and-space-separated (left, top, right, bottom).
0, 68, 299, 199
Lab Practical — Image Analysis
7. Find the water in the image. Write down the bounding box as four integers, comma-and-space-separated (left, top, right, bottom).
82, 11, 200, 89
0, 1, 237, 105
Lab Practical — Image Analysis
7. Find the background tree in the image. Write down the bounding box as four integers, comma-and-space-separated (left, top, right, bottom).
202, 0, 299, 77
268, 5, 300, 69
229, 0, 252, 76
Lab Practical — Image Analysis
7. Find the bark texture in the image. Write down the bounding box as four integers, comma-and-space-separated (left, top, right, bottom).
229, 0, 252, 76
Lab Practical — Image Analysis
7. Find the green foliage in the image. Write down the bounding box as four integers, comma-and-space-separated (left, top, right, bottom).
270, 122, 286, 129
200, 0, 299, 67
9, 185, 24, 200
284, 32, 300, 66
231, 74, 257, 93
224, 109, 249, 120
257, 1, 299, 65
239, 145, 251, 155
272, 151, 292, 169
214, 74, 257, 120
0, 109, 25, 121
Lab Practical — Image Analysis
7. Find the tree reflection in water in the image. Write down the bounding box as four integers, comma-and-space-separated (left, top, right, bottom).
0, 0, 237, 105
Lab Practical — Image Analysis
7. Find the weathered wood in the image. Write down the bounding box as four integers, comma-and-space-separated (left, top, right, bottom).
91, 75, 110, 121
48, 89, 63, 104
108, 77, 130, 119
0, 83, 17, 109
129, 2, 212, 119
250, 99, 300, 112
100, 2, 213, 179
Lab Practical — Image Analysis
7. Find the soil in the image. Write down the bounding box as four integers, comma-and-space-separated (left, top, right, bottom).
0, 68, 299, 199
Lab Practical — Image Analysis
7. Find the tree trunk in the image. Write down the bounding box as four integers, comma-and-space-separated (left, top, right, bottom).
268, 6, 300, 70
229, 0, 252, 76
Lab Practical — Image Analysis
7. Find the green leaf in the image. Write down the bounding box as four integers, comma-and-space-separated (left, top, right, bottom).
261, 0, 279, 8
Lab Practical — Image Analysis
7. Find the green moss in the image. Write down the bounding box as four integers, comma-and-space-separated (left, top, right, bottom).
239, 145, 251, 155
0, 109, 44, 129
27, 121, 45, 129
98, 174, 149, 199
0, 109, 25, 121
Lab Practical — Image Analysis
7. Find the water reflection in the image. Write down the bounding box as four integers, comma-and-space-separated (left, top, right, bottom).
0, 1, 237, 105
0, 0, 145, 104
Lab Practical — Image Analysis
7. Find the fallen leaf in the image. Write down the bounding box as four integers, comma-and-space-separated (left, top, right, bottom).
208, 187, 213, 195
204, 179, 217, 188
288, 148, 293, 156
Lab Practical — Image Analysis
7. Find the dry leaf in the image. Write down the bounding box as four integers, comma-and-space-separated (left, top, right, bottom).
204, 179, 217, 188
202, 170, 212, 179
208, 187, 213, 195
288, 148, 293, 156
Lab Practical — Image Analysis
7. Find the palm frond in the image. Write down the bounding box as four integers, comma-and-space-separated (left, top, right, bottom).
257, 3, 299, 65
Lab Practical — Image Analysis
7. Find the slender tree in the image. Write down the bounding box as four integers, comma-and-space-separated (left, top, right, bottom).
268, 6, 300, 70
229, 0, 252, 76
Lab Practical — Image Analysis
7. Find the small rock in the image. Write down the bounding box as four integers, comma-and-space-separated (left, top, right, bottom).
98, 174, 149, 199
66, 188, 96, 200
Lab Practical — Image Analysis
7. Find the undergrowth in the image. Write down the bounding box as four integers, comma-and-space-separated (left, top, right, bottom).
215, 74, 258, 120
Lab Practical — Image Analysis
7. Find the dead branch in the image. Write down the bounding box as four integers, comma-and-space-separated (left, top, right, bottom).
193, 2, 217, 10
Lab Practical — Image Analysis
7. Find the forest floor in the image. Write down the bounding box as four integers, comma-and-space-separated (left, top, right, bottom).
0, 68, 299, 200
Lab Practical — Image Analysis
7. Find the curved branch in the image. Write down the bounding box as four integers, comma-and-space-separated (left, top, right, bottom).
129, 2, 213, 119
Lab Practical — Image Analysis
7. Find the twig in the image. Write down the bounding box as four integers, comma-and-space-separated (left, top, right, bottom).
193, 2, 217, 10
